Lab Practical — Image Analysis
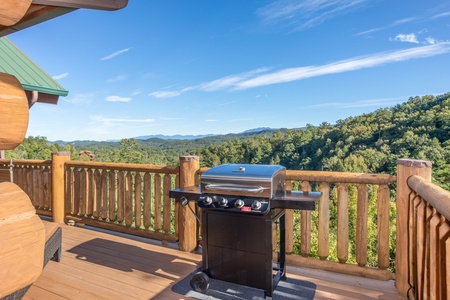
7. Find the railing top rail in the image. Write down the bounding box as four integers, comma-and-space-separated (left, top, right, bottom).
408, 174, 450, 220
286, 170, 396, 185
0, 159, 52, 166
196, 167, 396, 185
65, 160, 179, 174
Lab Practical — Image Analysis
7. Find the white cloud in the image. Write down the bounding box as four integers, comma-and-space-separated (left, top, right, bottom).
100, 47, 132, 61
357, 17, 416, 37
131, 89, 143, 96
257, 0, 368, 30
235, 42, 450, 89
149, 90, 185, 98
106, 74, 128, 83
90, 115, 155, 126
432, 11, 450, 19
148, 42, 450, 97
149, 86, 194, 98
425, 37, 437, 45
63, 93, 95, 104
52, 73, 69, 80
392, 33, 419, 44
199, 68, 271, 91
105, 96, 131, 102
304, 97, 406, 109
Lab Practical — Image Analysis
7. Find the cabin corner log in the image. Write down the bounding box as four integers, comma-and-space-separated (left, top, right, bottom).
0, 0, 32, 26
395, 158, 432, 297
178, 156, 199, 252
0, 181, 45, 298
0, 72, 29, 150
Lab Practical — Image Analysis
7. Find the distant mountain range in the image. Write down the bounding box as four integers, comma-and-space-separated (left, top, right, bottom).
132, 127, 276, 141
51, 127, 285, 150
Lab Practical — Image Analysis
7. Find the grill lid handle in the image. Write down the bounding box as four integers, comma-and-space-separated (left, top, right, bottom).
204, 184, 264, 193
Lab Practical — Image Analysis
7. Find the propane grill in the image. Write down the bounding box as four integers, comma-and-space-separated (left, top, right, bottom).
170, 163, 320, 298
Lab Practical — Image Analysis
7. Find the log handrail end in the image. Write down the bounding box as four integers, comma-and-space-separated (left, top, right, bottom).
396, 158, 432, 168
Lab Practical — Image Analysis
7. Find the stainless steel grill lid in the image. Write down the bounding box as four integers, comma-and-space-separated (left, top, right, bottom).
200, 164, 286, 198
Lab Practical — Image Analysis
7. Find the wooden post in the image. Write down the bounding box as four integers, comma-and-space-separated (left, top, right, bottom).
396, 159, 432, 296
178, 156, 199, 252
52, 151, 71, 223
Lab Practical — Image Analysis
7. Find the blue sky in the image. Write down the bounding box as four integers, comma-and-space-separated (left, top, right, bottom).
9, 0, 450, 141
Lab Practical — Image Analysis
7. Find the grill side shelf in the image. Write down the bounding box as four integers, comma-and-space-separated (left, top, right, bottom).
271, 191, 321, 210
169, 185, 202, 201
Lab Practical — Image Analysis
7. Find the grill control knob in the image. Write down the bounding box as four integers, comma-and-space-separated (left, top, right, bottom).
234, 199, 244, 209
218, 197, 228, 207
200, 196, 213, 206
251, 200, 262, 210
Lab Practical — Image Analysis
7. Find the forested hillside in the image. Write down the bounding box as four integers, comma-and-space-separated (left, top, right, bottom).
6, 93, 450, 188
192, 93, 450, 189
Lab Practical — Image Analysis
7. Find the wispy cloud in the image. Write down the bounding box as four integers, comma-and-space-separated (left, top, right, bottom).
148, 87, 194, 99
431, 11, 450, 19
257, 0, 369, 30
357, 17, 417, 36
199, 68, 271, 91
105, 96, 132, 102
90, 115, 155, 126
304, 96, 406, 109
149, 42, 450, 97
131, 89, 143, 96
63, 93, 95, 104
236, 43, 450, 89
106, 74, 128, 83
391, 33, 419, 44
100, 47, 132, 61
52, 73, 69, 80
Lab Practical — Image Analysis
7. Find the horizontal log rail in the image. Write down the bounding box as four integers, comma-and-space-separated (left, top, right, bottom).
64, 161, 180, 244
406, 175, 450, 299
284, 170, 396, 281
0, 159, 52, 216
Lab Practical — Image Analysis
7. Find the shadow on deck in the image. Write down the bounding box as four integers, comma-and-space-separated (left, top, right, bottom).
24, 222, 401, 300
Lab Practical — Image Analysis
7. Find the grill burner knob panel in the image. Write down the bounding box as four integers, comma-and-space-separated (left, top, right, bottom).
251, 200, 262, 210
218, 197, 228, 207
200, 196, 213, 206
234, 199, 244, 209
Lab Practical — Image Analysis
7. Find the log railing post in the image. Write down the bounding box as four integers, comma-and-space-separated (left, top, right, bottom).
178, 156, 199, 252
51, 151, 71, 223
395, 158, 432, 296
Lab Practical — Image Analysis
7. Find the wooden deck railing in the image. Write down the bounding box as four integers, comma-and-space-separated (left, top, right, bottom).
0, 159, 52, 215
405, 174, 450, 299
193, 166, 397, 280
282, 170, 396, 281
4, 155, 450, 297
64, 160, 180, 244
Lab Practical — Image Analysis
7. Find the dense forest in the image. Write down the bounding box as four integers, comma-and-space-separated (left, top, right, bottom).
7, 93, 448, 188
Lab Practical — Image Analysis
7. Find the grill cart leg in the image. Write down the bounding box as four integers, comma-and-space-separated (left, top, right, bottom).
190, 271, 210, 293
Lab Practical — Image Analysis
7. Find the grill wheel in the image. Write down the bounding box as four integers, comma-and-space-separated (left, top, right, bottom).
190, 271, 210, 293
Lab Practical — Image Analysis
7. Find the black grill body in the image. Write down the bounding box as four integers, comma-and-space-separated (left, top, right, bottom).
201, 208, 285, 297
169, 164, 320, 298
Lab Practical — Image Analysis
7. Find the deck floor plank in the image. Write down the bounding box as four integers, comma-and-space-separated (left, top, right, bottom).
23, 222, 401, 300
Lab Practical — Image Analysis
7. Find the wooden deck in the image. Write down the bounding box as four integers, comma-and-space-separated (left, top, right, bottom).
24, 222, 402, 300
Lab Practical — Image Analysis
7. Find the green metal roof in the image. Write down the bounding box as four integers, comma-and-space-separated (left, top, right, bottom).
0, 37, 68, 97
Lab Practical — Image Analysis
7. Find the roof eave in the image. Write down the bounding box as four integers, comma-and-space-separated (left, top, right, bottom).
31, 0, 128, 11
0, 6, 75, 37
22, 83, 69, 97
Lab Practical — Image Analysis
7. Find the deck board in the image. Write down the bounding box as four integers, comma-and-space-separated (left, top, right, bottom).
23, 222, 402, 299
